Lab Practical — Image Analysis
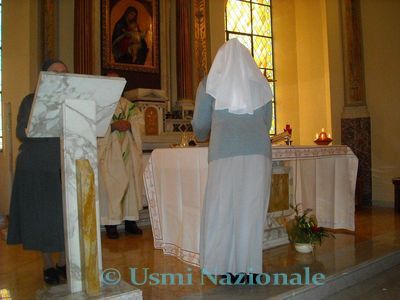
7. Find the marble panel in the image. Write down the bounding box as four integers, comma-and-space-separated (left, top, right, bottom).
341, 117, 372, 205
36, 281, 142, 300
61, 100, 102, 293
27, 72, 126, 138
76, 160, 100, 296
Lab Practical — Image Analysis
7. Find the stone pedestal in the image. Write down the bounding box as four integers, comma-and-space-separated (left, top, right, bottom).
36, 282, 142, 300
124, 88, 168, 136
61, 99, 101, 292
340, 0, 372, 205
341, 111, 372, 205
27, 72, 142, 299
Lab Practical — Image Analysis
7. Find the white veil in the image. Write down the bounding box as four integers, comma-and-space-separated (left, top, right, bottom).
206, 38, 273, 115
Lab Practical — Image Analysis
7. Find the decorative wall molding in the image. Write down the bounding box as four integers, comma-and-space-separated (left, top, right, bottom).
193, 0, 208, 93
43, 0, 57, 60
74, 0, 94, 74
341, 0, 371, 205
342, 0, 367, 107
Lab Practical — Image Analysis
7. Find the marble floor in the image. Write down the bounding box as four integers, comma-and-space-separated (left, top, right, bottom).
327, 263, 400, 299
0, 207, 399, 300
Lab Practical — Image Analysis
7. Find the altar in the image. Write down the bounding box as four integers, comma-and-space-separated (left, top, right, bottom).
143, 145, 358, 266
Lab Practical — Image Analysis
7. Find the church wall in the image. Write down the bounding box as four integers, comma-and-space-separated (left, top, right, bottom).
6, 0, 396, 214
272, 0, 300, 144
360, 0, 400, 205
324, 0, 345, 146
58, 0, 74, 72
207, 0, 226, 62
293, 0, 332, 145
206, 0, 335, 146
0, 0, 42, 214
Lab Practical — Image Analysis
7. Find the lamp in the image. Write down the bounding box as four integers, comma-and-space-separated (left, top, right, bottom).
314, 128, 332, 145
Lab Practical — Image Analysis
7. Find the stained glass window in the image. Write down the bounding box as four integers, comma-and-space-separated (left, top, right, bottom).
0, 0, 3, 150
225, 0, 276, 134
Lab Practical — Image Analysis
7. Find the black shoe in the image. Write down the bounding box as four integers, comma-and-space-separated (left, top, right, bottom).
105, 225, 119, 239
125, 221, 142, 235
44, 268, 60, 285
56, 264, 67, 280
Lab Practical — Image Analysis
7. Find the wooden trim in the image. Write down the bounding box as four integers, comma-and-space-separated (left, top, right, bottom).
193, 0, 208, 93
43, 0, 57, 60
74, 0, 95, 74
176, 0, 193, 100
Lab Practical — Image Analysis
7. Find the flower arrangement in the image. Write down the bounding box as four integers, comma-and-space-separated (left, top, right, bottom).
283, 124, 293, 145
286, 204, 334, 246
111, 102, 137, 132
283, 124, 292, 135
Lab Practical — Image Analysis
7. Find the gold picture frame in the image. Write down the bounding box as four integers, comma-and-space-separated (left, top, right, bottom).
102, 0, 159, 73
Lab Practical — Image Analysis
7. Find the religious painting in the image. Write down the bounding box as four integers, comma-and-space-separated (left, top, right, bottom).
102, 0, 159, 73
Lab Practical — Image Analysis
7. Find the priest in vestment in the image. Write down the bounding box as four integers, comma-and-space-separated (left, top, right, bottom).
192, 38, 273, 278
98, 96, 145, 239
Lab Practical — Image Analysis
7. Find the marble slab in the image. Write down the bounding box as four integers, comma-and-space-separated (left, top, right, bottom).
61, 100, 102, 293
76, 159, 100, 296
124, 88, 168, 101
27, 72, 126, 138
36, 281, 142, 300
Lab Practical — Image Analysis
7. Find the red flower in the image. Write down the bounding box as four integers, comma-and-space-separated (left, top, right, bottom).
311, 226, 321, 233
284, 124, 292, 135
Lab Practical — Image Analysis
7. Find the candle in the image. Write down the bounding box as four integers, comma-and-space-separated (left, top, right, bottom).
328, 133, 331, 139
316, 133, 319, 139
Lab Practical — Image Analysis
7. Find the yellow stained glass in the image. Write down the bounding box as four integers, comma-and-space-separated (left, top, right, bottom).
0, 289, 11, 300
269, 82, 275, 94
270, 102, 276, 132
253, 0, 270, 5
266, 69, 274, 80
253, 4, 271, 36
253, 36, 272, 69
226, 0, 251, 34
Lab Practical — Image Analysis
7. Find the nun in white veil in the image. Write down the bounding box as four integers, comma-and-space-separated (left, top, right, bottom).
192, 38, 273, 279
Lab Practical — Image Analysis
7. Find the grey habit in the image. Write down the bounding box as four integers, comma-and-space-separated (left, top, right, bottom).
192, 78, 273, 274
7, 94, 64, 252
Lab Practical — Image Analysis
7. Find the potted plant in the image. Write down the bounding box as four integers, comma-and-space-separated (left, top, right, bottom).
286, 204, 334, 253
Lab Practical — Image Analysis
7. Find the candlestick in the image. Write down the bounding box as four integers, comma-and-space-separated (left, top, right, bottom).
314, 128, 333, 145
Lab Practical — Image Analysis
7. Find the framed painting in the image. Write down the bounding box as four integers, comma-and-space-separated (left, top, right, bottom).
102, 0, 159, 73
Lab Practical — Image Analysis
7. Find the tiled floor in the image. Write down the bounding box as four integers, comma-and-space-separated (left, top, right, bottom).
0, 207, 399, 299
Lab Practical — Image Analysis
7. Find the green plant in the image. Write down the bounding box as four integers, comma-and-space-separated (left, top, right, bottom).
286, 204, 334, 245
112, 102, 137, 121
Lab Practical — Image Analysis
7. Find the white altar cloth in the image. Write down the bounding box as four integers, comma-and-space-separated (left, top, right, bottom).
144, 145, 358, 266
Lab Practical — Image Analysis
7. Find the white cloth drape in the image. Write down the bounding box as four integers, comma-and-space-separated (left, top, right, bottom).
144, 146, 358, 266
